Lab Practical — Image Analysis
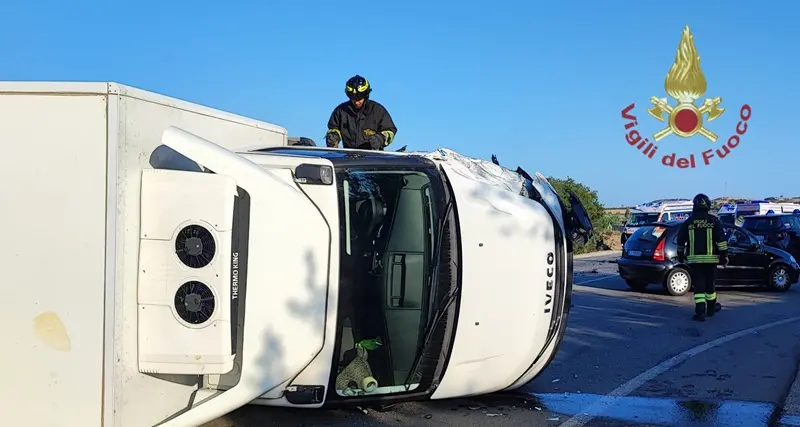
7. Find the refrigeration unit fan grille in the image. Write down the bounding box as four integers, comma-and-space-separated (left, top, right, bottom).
174, 281, 216, 325
175, 224, 216, 268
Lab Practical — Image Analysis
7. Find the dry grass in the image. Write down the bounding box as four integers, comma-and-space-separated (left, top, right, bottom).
600, 230, 623, 251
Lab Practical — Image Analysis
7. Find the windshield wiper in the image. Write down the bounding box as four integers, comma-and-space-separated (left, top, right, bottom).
403, 195, 456, 390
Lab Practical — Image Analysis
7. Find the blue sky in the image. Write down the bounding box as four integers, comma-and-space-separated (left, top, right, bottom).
1, 1, 795, 206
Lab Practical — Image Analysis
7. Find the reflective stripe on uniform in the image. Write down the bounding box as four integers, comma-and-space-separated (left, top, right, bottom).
694, 293, 706, 303
687, 254, 719, 263
705, 292, 717, 301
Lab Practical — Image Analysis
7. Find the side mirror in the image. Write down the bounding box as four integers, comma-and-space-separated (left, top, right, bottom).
566, 190, 593, 248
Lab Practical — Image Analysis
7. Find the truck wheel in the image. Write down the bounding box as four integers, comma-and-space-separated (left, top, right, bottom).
625, 279, 648, 291
767, 264, 792, 292
664, 268, 691, 296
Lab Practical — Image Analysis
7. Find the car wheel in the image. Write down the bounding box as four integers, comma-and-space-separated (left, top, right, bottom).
664, 268, 691, 296
768, 264, 792, 292
625, 279, 648, 291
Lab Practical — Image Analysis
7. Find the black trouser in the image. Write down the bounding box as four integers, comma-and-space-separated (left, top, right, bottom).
689, 263, 717, 315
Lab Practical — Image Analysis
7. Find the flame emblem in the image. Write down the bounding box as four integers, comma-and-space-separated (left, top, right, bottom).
647, 26, 725, 142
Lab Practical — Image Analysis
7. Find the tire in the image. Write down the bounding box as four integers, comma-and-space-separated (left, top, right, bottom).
767, 264, 792, 292
625, 279, 648, 291
664, 267, 691, 296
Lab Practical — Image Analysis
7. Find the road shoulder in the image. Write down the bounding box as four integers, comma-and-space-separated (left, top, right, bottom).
574, 250, 620, 259
780, 362, 800, 425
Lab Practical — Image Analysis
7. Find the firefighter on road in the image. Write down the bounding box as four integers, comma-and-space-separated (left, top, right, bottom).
325, 75, 397, 150
676, 193, 729, 322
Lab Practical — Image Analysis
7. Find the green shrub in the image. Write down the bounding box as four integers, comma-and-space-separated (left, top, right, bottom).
546, 176, 614, 254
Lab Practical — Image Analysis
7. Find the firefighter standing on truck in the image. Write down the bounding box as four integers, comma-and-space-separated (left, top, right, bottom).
676, 193, 729, 322
325, 75, 397, 150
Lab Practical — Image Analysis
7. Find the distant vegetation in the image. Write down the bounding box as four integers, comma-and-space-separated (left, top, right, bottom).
544, 182, 800, 254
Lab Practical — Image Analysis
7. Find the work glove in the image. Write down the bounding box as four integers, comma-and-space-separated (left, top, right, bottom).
325, 132, 340, 148
365, 133, 386, 150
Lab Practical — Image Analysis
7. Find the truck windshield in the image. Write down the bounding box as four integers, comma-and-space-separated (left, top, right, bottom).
334, 167, 439, 397
719, 213, 735, 224
627, 212, 659, 226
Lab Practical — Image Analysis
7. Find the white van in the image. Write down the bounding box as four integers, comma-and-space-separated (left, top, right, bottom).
621, 200, 694, 244
732, 200, 800, 224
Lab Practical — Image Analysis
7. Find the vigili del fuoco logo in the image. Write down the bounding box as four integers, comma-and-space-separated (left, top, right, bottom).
620, 25, 751, 168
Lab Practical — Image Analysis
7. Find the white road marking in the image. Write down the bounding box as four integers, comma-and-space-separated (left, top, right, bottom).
558, 315, 800, 427
575, 275, 616, 286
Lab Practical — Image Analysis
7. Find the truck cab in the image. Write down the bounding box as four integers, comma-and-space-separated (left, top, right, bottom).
140, 131, 594, 426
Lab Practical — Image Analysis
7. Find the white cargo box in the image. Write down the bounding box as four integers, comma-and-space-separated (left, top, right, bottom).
0, 82, 287, 427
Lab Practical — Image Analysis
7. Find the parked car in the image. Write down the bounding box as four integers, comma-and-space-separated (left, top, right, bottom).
740, 213, 800, 260
617, 220, 799, 296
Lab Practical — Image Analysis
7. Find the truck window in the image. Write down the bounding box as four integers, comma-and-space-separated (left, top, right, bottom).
335, 169, 438, 396
626, 212, 659, 226
719, 214, 735, 224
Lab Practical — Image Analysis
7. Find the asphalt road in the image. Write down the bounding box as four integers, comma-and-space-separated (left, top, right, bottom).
205, 252, 800, 427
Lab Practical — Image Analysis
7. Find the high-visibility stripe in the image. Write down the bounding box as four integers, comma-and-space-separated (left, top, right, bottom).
706, 292, 717, 300
687, 254, 719, 263
689, 230, 695, 256
694, 294, 706, 303
706, 228, 713, 254
717, 241, 728, 251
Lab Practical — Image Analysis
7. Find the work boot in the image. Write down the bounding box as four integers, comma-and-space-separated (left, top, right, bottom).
706, 300, 717, 317
693, 303, 706, 322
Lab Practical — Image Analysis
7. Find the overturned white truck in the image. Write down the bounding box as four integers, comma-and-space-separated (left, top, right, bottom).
0, 82, 592, 427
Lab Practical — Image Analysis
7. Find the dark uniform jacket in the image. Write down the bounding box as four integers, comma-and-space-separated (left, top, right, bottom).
676, 211, 729, 263
326, 100, 397, 149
